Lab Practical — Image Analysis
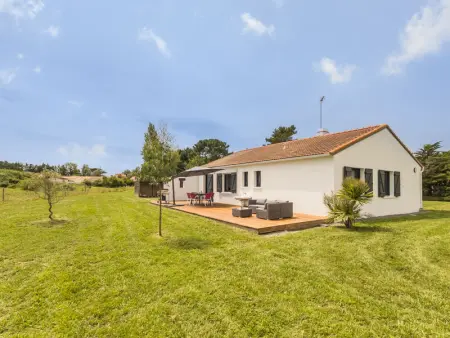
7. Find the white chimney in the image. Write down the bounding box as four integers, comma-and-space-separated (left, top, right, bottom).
317, 128, 329, 136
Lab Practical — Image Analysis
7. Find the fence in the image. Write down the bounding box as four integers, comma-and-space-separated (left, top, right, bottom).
134, 182, 163, 198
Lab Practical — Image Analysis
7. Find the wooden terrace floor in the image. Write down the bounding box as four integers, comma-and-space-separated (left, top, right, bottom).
151, 201, 326, 234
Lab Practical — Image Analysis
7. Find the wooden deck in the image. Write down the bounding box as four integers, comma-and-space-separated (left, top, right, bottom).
151, 201, 326, 234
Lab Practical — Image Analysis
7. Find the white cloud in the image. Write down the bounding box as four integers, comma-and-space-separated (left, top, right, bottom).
0, 68, 17, 85
241, 13, 275, 37
315, 57, 357, 84
17, 53, 24, 59
33, 66, 41, 74
383, 0, 450, 75
44, 25, 60, 38
57, 143, 107, 162
0, 0, 44, 20
68, 100, 83, 108
273, 0, 284, 8
138, 27, 171, 58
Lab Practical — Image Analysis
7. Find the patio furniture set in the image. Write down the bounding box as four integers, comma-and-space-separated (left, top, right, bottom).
187, 192, 214, 206
232, 198, 294, 220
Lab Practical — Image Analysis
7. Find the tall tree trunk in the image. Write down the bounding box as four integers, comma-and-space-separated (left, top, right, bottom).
159, 185, 162, 237
345, 219, 352, 228
172, 177, 176, 205
48, 201, 53, 220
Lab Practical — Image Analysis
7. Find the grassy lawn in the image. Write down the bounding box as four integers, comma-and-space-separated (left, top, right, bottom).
0, 189, 449, 337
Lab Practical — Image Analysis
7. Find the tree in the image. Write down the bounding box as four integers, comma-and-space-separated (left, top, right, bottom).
324, 178, 373, 228
187, 154, 209, 169
414, 142, 442, 163
184, 139, 230, 169
91, 168, 106, 176
31, 171, 66, 220
265, 125, 297, 144
192, 139, 230, 161
141, 123, 180, 236
131, 166, 141, 179
421, 150, 450, 197
56, 165, 68, 176
177, 147, 195, 173
122, 169, 132, 178
81, 164, 91, 176
65, 162, 80, 176
83, 179, 92, 192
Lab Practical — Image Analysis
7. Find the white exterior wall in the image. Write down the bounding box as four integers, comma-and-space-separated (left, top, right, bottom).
200, 156, 335, 216
166, 176, 199, 201
333, 128, 422, 217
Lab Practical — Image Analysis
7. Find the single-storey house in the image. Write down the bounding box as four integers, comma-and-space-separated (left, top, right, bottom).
167, 124, 423, 217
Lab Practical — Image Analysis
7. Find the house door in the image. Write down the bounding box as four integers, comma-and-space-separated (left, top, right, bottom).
205, 174, 213, 193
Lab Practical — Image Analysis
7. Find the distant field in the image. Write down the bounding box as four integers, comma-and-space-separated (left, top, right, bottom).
0, 189, 449, 337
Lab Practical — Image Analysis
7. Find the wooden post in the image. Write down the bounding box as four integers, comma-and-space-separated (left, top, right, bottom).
159, 183, 163, 237
172, 177, 176, 205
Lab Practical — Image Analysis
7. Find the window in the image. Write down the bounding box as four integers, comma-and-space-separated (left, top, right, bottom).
394, 172, 401, 197
206, 174, 213, 193
243, 172, 248, 187
344, 166, 361, 179
364, 169, 373, 192
179, 178, 185, 188
378, 170, 392, 197
224, 173, 237, 193
216, 174, 222, 192
255, 171, 261, 187
384, 171, 390, 196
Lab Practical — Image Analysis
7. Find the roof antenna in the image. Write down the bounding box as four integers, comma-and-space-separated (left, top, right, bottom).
318, 96, 329, 136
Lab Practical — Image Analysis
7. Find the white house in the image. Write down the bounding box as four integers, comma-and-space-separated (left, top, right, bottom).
168, 125, 423, 217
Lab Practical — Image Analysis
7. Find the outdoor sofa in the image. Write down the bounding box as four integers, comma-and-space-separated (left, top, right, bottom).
248, 199, 267, 214
256, 201, 293, 220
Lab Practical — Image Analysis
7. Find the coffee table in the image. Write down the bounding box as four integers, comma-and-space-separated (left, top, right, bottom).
232, 208, 252, 218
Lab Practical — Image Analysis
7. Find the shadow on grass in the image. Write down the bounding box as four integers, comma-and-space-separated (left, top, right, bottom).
165, 237, 211, 250
334, 225, 393, 233
31, 218, 69, 228
362, 210, 450, 225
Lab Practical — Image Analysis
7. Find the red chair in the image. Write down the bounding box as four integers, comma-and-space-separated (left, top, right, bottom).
204, 192, 214, 206
188, 193, 200, 205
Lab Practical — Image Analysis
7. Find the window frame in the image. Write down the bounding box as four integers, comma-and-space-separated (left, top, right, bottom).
216, 174, 222, 192
243, 171, 248, 187
344, 166, 361, 180
224, 173, 237, 193
255, 171, 261, 187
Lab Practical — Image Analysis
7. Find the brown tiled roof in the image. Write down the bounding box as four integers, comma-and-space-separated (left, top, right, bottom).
206, 124, 422, 168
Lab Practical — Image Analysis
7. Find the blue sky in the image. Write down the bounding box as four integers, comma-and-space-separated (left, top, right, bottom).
1, 0, 450, 174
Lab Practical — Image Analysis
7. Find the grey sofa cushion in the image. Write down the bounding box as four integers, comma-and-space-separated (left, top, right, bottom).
257, 201, 293, 220
248, 205, 263, 214
255, 198, 267, 205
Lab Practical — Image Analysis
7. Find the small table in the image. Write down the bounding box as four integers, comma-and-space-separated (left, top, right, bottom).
235, 196, 251, 209
193, 193, 205, 205
232, 208, 252, 218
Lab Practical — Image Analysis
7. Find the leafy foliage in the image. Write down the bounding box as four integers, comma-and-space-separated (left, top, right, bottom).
140, 122, 180, 236
265, 125, 297, 144
0, 160, 105, 176
415, 142, 450, 198
0, 169, 33, 188
140, 123, 180, 184
177, 139, 230, 171
91, 176, 134, 188
30, 170, 67, 220
414, 141, 442, 163
324, 178, 373, 228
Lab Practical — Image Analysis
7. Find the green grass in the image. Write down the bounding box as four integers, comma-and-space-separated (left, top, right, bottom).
1, 190, 449, 337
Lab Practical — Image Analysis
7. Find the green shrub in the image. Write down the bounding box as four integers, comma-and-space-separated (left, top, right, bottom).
324, 178, 373, 228
0, 169, 33, 188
